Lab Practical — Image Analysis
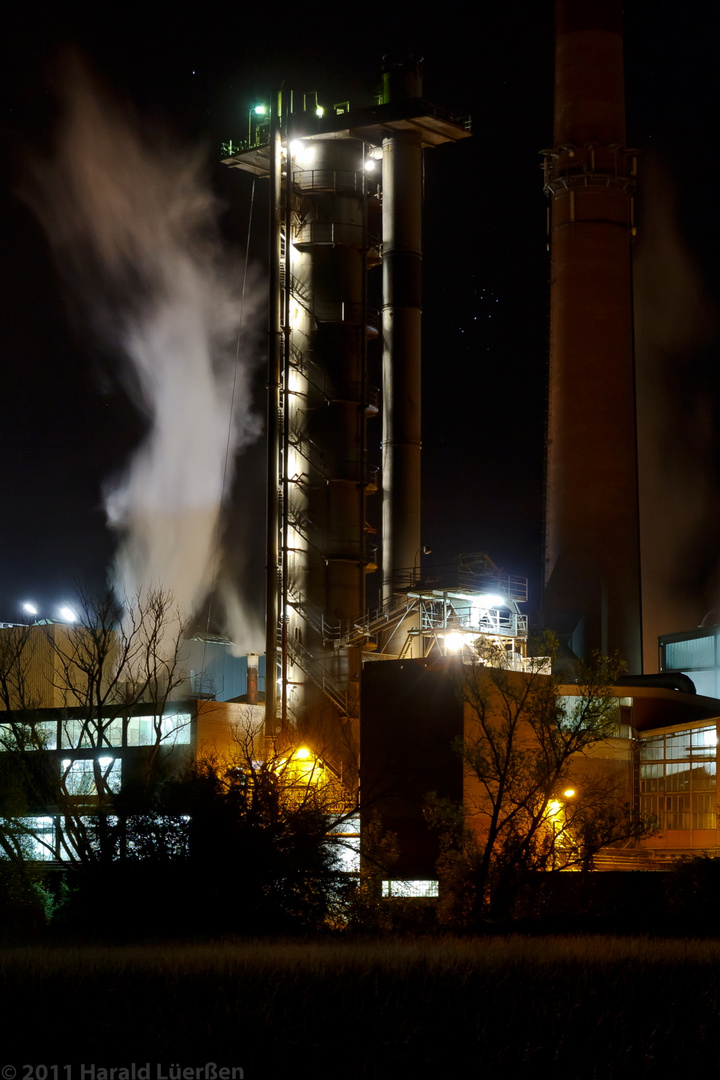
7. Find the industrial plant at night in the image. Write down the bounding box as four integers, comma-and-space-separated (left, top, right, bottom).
3, 0, 720, 884
219, 1, 720, 873
6, 3, 720, 1075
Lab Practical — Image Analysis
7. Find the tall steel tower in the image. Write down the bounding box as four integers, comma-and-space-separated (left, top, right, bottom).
542, 0, 642, 671
223, 60, 469, 742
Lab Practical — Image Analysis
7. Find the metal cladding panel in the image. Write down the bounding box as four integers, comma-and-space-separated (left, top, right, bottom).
183, 639, 251, 702
360, 658, 463, 879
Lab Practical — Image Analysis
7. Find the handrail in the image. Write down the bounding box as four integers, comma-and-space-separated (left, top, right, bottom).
285, 634, 350, 716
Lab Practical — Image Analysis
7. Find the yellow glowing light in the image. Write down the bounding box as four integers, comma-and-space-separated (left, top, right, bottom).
547, 800, 563, 817
315, 105, 325, 118
563, 788, 576, 799
293, 746, 312, 760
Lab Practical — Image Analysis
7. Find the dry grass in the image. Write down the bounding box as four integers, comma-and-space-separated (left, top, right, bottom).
2, 936, 720, 1077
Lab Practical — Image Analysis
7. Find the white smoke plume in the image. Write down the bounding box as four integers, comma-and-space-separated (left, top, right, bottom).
20, 55, 263, 631
219, 580, 265, 658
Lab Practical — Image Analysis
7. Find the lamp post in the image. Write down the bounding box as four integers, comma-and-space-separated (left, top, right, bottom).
412, 545, 432, 588
547, 787, 577, 870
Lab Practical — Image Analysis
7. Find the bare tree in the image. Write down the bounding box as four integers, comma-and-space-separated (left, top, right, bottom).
426, 635, 651, 922
0, 588, 190, 865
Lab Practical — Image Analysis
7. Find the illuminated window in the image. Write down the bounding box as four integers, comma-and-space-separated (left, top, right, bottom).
0, 816, 57, 861
381, 880, 439, 899
329, 815, 360, 874
60, 717, 124, 749
0, 721, 58, 751
61, 757, 121, 796
640, 725, 717, 830
61, 719, 95, 749
127, 715, 158, 746
161, 712, 192, 746
126, 713, 191, 747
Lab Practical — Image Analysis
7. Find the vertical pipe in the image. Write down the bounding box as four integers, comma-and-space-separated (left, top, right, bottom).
359, 141, 369, 616
381, 126, 423, 598
265, 91, 282, 738
247, 652, 259, 705
281, 99, 292, 740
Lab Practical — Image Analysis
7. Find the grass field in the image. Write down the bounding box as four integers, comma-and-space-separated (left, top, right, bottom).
2, 936, 719, 1078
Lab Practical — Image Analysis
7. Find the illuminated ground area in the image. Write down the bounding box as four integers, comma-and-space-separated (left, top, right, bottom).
1, 937, 720, 1077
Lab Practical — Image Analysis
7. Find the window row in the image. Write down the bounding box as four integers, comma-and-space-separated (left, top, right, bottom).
2, 814, 359, 867
0, 713, 192, 751
640, 726, 717, 762
640, 761, 716, 793
641, 793, 717, 831
0, 813, 190, 862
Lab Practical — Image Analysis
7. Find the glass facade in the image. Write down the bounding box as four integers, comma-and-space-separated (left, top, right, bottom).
2, 712, 192, 752
640, 725, 718, 830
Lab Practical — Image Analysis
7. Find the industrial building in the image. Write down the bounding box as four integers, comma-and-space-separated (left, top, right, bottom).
217, 6, 720, 874
4, 1, 720, 884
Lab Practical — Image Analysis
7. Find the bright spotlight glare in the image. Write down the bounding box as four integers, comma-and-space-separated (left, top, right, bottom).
22, 602, 38, 616
445, 633, 465, 652
476, 594, 505, 609
292, 142, 316, 167
315, 105, 324, 118
364, 159, 376, 172
59, 606, 77, 623
253, 104, 267, 116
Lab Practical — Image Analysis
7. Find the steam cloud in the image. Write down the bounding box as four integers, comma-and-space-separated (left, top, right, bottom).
20, 55, 264, 646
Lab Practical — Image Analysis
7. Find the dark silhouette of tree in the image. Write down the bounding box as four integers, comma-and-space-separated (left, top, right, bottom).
426, 636, 653, 923
66, 736, 354, 935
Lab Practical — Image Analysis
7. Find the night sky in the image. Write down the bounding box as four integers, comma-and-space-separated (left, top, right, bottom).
0, 1, 718, 649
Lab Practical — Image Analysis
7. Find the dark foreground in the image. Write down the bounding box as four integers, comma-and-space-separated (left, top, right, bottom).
1, 936, 718, 1078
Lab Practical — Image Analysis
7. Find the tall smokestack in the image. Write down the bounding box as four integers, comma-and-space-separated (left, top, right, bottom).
543, 0, 642, 670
